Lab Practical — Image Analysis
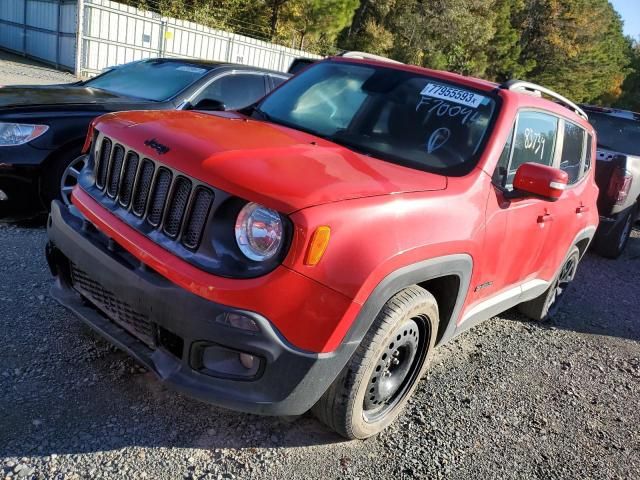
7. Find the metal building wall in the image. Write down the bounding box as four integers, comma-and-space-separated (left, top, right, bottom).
78, 0, 320, 77
0, 0, 77, 71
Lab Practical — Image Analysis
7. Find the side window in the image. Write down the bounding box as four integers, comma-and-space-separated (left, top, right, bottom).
195, 73, 266, 110
507, 111, 559, 186
583, 134, 593, 175
492, 125, 515, 187
560, 121, 586, 184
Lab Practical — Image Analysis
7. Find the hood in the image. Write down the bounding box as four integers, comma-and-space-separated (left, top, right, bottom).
0, 85, 147, 109
94, 110, 448, 213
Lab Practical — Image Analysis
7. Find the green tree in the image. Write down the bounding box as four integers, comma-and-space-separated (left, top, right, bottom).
485, 0, 532, 81
616, 41, 640, 111
338, 0, 395, 54
517, 0, 630, 103
385, 0, 497, 77
285, 0, 359, 51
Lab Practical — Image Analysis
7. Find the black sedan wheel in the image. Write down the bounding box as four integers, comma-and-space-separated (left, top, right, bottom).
60, 155, 87, 206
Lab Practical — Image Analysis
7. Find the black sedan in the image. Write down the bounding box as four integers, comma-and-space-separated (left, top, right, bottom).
0, 58, 289, 216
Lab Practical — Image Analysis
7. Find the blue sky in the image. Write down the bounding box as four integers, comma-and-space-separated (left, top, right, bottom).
611, 0, 640, 39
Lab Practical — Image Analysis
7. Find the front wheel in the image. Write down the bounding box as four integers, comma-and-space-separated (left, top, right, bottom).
518, 246, 580, 322
312, 286, 439, 439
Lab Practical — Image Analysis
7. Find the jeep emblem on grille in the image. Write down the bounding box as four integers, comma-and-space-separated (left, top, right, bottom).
144, 138, 170, 155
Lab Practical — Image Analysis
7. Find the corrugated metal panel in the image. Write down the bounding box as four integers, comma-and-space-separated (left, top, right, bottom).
0, 0, 25, 23
0, 0, 76, 71
0, 24, 23, 52
26, 0, 57, 30
60, 3, 76, 33
26, 29, 57, 61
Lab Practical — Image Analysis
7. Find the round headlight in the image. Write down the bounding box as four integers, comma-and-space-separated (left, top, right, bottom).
234, 202, 284, 261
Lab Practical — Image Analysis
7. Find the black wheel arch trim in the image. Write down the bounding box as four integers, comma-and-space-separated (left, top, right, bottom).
341, 254, 473, 351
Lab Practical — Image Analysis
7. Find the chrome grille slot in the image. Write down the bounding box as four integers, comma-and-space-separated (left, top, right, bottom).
163, 176, 192, 238
90, 134, 217, 255
106, 144, 125, 197
118, 152, 139, 208
182, 187, 213, 249
95, 137, 112, 189
132, 159, 155, 217
146, 168, 172, 227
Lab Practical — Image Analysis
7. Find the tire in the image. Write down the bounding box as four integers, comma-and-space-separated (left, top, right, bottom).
592, 203, 637, 259
312, 286, 439, 439
40, 146, 84, 210
518, 246, 580, 322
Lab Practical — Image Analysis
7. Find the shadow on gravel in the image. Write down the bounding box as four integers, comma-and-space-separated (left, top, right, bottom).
0, 318, 346, 459
506, 236, 640, 342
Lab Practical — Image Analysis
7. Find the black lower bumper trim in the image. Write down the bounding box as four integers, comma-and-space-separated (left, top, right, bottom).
46, 200, 353, 416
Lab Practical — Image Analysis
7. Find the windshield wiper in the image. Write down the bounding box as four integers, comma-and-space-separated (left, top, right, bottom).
243, 104, 272, 121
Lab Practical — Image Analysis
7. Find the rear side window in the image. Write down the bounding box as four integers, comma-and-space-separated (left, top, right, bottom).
506, 111, 559, 186
560, 121, 586, 184
584, 134, 593, 174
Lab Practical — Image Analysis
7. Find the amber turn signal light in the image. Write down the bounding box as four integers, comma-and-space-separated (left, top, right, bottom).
304, 226, 331, 266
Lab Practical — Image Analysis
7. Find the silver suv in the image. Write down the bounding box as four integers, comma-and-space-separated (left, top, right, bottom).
583, 106, 640, 258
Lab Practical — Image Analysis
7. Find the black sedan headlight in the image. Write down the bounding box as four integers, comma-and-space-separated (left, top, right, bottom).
0, 123, 49, 146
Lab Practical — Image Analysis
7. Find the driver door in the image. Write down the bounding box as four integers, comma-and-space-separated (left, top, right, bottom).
475, 110, 562, 304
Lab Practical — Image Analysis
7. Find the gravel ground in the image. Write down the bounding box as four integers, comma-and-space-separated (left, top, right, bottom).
0, 50, 75, 86
1, 223, 639, 480
1, 51, 639, 480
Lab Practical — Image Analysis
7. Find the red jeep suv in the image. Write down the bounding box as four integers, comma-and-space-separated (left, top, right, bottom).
46, 57, 599, 439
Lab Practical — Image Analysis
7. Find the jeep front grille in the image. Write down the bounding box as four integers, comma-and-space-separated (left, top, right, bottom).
92, 136, 214, 250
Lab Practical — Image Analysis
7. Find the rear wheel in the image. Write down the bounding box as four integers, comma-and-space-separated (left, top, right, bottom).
593, 203, 637, 259
518, 246, 580, 322
312, 286, 438, 439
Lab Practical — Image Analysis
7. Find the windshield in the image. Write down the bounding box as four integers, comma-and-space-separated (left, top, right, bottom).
255, 61, 497, 174
85, 59, 211, 102
588, 112, 640, 156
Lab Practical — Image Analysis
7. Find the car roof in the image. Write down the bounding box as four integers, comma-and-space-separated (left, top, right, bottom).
580, 104, 640, 122
139, 57, 290, 76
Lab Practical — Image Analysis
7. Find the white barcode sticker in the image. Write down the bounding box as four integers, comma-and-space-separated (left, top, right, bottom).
420, 83, 485, 108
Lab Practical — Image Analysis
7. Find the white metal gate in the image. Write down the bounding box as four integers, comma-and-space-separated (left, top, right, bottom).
0, 0, 320, 77
0, 0, 77, 70
78, 0, 320, 77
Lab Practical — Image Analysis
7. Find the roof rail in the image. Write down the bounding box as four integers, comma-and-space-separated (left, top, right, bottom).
500, 80, 588, 121
337, 51, 403, 64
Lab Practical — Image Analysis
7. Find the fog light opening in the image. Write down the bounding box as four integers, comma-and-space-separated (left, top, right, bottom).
198, 344, 261, 378
239, 352, 256, 370
0, 189, 7, 201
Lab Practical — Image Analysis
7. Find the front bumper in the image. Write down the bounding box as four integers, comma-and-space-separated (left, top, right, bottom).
46, 200, 353, 415
0, 165, 42, 216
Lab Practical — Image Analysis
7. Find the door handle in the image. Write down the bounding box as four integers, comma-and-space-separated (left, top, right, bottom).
537, 213, 553, 224
576, 205, 589, 214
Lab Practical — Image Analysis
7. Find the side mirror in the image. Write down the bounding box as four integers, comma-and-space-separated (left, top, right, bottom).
512, 162, 568, 201
190, 98, 227, 112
